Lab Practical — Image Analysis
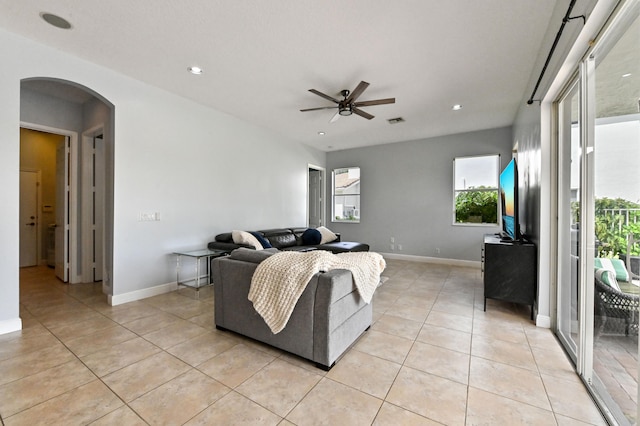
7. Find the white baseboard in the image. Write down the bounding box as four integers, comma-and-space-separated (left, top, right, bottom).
536, 315, 551, 328
381, 252, 481, 269
108, 281, 178, 306
0, 317, 23, 335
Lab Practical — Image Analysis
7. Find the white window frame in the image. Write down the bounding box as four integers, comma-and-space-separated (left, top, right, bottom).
332, 167, 360, 223
452, 154, 500, 225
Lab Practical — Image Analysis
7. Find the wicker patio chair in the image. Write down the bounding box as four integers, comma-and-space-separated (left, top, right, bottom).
594, 273, 640, 336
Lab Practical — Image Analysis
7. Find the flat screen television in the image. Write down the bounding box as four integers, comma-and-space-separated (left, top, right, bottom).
499, 158, 521, 241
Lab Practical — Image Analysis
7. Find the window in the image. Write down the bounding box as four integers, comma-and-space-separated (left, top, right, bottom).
332, 167, 360, 223
453, 155, 499, 224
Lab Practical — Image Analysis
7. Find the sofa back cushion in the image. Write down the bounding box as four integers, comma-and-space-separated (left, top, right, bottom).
260, 229, 297, 249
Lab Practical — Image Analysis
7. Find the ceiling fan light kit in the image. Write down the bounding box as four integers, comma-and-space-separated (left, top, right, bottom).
300, 81, 395, 122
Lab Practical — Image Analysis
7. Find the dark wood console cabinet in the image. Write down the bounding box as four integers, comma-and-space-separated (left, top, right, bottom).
482, 234, 537, 320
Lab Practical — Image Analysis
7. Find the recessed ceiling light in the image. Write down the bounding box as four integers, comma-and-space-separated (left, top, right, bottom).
40, 12, 72, 30
188, 66, 203, 75
317, 131, 325, 136
622, 73, 632, 78
452, 104, 463, 111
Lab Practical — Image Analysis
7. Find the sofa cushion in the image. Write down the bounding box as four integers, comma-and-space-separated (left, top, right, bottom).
596, 267, 622, 291
302, 228, 322, 245
232, 230, 262, 250
228, 247, 278, 263
261, 229, 297, 249
215, 232, 233, 243
594, 257, 630, 282
317, 226, 338, 244
250, 231, 273, 249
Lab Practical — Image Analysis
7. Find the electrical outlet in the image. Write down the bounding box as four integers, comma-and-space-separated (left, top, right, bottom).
397, 244, 403, 251
138, 212, 160, 221
390, 237, 395, 243
436, 248, 441, 254
390, 244, 395, 250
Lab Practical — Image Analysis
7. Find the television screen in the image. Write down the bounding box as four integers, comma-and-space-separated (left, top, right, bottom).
499, 158, 519, 240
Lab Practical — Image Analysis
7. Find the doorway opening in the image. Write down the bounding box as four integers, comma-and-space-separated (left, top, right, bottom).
308, 165, 325, 228
19, 78, 114, 298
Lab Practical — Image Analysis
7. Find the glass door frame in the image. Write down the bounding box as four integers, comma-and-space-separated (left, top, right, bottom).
553, 1, 640, 423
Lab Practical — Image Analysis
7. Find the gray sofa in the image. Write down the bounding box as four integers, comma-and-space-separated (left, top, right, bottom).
211, 248, 372, 370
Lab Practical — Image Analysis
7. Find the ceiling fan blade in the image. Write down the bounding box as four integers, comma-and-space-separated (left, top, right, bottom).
309, 89, 340, 104
300, 106, 338, 112
352, 107, 374, 120
346, 81, 370, 103
329, 111, 341, 123
354, 98, 396, 107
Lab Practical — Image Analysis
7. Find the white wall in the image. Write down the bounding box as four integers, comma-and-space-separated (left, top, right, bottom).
0, 28, 325, 331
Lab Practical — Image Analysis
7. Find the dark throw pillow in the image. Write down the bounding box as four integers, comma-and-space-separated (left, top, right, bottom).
301, 228, 322, 245
250, 231, 273, 249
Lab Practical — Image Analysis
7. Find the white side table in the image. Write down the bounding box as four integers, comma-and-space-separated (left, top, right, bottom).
173, 248, 226, 295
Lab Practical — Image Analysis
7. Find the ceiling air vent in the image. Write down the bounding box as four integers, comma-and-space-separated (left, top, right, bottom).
387, 117, 405, 124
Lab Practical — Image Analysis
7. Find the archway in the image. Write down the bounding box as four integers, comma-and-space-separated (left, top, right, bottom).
19, 78, 114, 297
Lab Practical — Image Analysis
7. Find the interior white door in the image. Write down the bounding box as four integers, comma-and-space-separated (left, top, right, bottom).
55, 138, 69, 282
19, 170, 38, 267
308, 168, 322, 227
93, 135, 105, 281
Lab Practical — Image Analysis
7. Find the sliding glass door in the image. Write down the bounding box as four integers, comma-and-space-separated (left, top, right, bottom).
556, 3, 639, 424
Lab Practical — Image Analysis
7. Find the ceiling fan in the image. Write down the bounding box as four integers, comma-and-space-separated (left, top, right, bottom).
300, 81, 395, 123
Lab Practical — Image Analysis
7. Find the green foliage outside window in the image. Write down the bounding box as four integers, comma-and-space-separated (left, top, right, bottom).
589, 198, 640, 258
455, 188, 498, 224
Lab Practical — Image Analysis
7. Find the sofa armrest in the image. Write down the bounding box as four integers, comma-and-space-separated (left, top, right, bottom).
312, 270, 371, 367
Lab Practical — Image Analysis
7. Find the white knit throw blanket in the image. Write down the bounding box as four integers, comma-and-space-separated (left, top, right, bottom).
248, 250, 386, 334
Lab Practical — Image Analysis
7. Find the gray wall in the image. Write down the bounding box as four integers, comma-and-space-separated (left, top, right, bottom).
326, 126, 514, 262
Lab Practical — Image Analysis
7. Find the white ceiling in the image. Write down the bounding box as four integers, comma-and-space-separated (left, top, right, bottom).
0, 1, 561, 151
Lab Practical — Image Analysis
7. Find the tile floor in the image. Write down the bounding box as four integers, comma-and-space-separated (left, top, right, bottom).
0, 260, 606, 425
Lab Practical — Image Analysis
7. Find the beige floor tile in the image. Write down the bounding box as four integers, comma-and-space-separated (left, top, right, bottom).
385, 303, 430, 323
353, 329, 414, 364
0, 359, 96, 417
63, 324, 138, 357
184, 391, 281, 425
236, 358, 322, 417
542, 374, 608, 425
326, 350, 401, 399
48, 314, 118, 341
472, 316, 528, 344
197, 343, 275, 388
0, 342, 76, 386
404, 341, 470, 384
167, 331, 238, 366
142, 319, 208, 349
386, 366, 467, 425
121, 311, 182, 335
469, 357, 551, 410
90, 405, 147, 425
0, 332, 61, 362
471, 334, 538, 371
130, 369, 230, 425
102, 352, 191, 402
371, 314, 423, 340
8, 263, 607, 425
372, 402, 440, 425
425, 310, 473, 333
100, 302, 162, 324
531, 344, 581, 381
466, 386, 556, 425
5, 379, 122, 425
160, 297, 213, 320
80, 336, 161, 377
416, 323, 471, 354
287, 377, 382, 425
